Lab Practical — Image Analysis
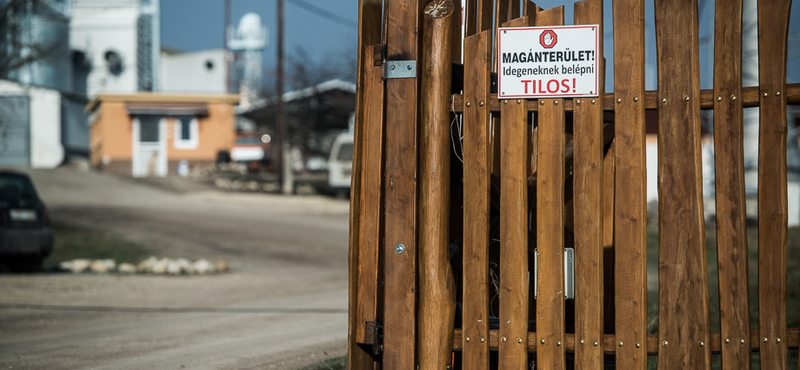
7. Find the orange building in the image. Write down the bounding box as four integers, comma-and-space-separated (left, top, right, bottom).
86, 93, 239, 177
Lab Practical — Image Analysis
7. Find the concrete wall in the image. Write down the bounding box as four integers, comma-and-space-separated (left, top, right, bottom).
0, 80, 64, 168
160, 50, 227, 94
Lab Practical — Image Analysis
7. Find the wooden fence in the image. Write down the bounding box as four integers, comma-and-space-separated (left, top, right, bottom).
348, 0, 800, 369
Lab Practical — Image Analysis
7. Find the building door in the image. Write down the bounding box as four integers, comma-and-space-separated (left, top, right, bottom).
0, 96, 31, 168
132, 117, 167, 177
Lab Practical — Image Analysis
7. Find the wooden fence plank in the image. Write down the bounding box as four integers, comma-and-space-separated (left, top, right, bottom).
602, 140, 615, 335
757, 0, 792, 369
612, 0, 648, 368
452, 0, 463, 63
381, 0, 423, 367
356, 44, 386, 345
534, 7, 566, 370
418, 3, 456, 369
498, 17, 531, 370
477, 0, 493, 32
654, 0, 711, 368
712, 0, 751, 368
349, 1, 383, 369
462, 30, 492, 370
573, 1, 604, 369
465, 0, 478, 36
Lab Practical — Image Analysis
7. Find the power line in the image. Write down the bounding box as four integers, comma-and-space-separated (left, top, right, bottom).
285, 0, 356, 30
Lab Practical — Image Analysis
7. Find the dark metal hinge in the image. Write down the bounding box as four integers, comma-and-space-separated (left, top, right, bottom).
364, 321, 383, 358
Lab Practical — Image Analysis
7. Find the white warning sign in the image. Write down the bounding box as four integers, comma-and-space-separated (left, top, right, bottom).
497, 25, 600, 99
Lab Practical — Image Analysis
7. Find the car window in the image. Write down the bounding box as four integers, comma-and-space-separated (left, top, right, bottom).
336, 143, 353, 161
0, 174, 38, 201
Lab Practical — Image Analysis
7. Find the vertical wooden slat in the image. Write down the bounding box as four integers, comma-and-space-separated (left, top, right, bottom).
382, 0, 423, 367
573, 1, 604, 370
418, 2, 456, 369
498, 16, 530, 370
350, 1, 383, 369
535, 7, 566, 370
356, 44, 386, 345
612, 0, 648, 368
465, 0, 478, 36
757, 0, 792, 369
509, 0, 521, 19
654, 0, 711, 368
462, 30, 492, 370
452, 0, 463, 63
491, 0, 510, 179
477, 0, 493, 32
712, 0, 751, 368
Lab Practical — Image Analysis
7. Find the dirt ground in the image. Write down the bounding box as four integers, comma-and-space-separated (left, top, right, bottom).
0, 166, 351, 369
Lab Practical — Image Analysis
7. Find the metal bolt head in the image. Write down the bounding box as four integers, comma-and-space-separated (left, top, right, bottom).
394, 243, 405, 254
684, 96, 690, 101
516, 99, 521, 104
590, 99, 596, 104
699, 341, 705, 347
764, 92, 769, 97
725, 338, 730, 344
776, 338, 781, 343
616, 98, 622, 103
480, 338, 485, 343
633, 97, 639, 102
731, 95, 736, 101
407, 65, 412, 70
740, 339, 745, 344
390, 65, 396, 70
661, 98, 667, 104
540, 339, 545, 344
662, 340, 669, 347
618, 341, 623, 347
503, 100, 508, 104
517, 338, 523, 344
556, 341, 561, 346
593, 341, 598, 347
466, 102, 471, 107
776, 91, 781, 96
446, 365, 451, 370
576, 100, 581, 105
501, 337, 507, 343
554, 100, 559, 105
635, 343, 641, 348
540, 100, 545, 105
579, 340, 585, 345
465, 337, 470, 342
479, 101, 484, 106
763, 337, 768, 343
717, 96, 722, 101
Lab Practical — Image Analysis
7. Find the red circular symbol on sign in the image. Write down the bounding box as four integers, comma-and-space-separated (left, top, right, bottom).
540, 30, 557, 49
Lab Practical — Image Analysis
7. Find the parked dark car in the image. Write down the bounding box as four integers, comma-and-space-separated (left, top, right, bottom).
0, 170, 53, 271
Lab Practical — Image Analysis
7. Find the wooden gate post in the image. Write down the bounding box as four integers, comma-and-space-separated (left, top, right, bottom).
417, 1, 456, 369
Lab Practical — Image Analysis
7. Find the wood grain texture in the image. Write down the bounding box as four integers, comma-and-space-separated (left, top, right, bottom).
451, 0, 462, 63
654, 0, 711, 368
477, 0, 493, 32
612, 0, 648, 368
535, 7, 566, 370
417, 2, 456, 369
602, 140, 615, 335
572, 1, 604, 369
461, 30, 492, 370
381, 0, 423, 368
349, 1, 383, 369
757, 0, 792, 369
355, 44, 386, 345
464, 0, 478, 36
498, 17, 531, 370
712, 0, 751, 369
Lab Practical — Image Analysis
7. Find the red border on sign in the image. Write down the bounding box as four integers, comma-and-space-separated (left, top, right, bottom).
497, 25, 600, 99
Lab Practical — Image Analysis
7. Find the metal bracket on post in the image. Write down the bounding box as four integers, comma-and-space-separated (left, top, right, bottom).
364, 321, 383, 359
383, 60, 416, 79
533, 248, 575, 300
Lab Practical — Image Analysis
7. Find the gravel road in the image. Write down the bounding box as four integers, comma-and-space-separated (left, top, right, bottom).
0, 167, 351, 369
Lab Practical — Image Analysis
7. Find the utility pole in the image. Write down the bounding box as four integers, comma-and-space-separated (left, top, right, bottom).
277, 0, 292, 194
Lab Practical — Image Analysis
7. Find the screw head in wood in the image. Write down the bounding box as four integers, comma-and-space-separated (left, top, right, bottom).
540, 100, 545, 105
466, 102, 471, 107
591, 99, 596, 104
616, 98, 622, 103
684, 96, 690, 101
540, 339, 545, 344
763, 337, 768, 342
503, 100, 507, 104
576, 100, 581, 105
479, 101, 484, 106
465, 337, 470, 342
517, 99, 521, 104
740, 339, 745, 344
593, 341, 599, 347
635, 343, 641, 348
579, 340, 585, 345
699, 341, 705, 347
633, 97, 639, 102
480, 338, 485, 343
554, 100, 559, 105
662, 340, 669, 347
390, 65, 396, 70
731, 95, 736, 100
717, 96, 722, 101
446, 365, 451, 370
661, 98, 667, 104
394, 243, 405, 254
517, 338, 523, 344
764, 92, 769, 97
776, 91, 781, 96
725, 338, 730, 344
501, 337, 507, 343
618, 341, 623, 347
776, 338, 781, 343
556, 341, 561, 346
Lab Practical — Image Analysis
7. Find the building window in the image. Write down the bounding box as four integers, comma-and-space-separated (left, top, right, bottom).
174, 117, 199, 150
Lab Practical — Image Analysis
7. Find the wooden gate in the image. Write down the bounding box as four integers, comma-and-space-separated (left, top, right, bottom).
348, 0, 800, 369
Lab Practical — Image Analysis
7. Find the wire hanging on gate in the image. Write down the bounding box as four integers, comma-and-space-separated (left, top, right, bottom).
450, 94, 464, 163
